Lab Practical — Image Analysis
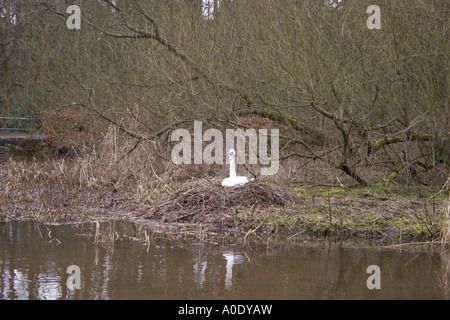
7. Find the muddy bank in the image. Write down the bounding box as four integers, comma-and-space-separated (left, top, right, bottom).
1, 161, 447, 246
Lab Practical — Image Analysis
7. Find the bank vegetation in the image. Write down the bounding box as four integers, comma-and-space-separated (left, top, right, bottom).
0, 0, 449, 245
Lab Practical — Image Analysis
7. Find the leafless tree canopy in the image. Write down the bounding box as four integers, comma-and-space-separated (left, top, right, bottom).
1, 0, 448, 186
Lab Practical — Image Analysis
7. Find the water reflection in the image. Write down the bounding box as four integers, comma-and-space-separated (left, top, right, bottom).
223, 251, 244, 289
0, 221, 449, 299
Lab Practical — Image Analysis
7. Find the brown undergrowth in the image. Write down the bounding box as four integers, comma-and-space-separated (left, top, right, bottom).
1, 156, 447, 246
0, 127, 448, 246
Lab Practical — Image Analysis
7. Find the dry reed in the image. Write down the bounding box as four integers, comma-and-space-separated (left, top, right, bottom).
440, 176, 450, 246
1, 125, 449, 245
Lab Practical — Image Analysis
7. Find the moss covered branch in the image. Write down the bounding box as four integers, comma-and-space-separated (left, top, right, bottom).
372, 133, 432, 153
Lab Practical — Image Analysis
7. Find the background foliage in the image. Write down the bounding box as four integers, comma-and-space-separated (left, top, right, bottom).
1, 0, 448, 186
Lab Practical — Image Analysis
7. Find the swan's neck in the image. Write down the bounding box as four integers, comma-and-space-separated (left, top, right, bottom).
229, 157, 237, 178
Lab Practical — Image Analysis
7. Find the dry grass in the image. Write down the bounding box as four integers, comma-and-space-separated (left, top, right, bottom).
439, 176, 450, 246
443, 201, 450, 246
1, 128, 449, 245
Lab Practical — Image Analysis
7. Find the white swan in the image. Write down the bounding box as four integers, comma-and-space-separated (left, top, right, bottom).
221, 149, 254, 187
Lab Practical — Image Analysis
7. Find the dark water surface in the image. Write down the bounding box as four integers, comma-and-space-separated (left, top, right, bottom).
1, 221, 449, 299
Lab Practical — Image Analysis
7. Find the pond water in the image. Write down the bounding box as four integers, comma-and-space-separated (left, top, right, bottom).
0, 220, 449, 300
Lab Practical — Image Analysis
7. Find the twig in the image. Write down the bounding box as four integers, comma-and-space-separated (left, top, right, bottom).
430, 175, 450, 200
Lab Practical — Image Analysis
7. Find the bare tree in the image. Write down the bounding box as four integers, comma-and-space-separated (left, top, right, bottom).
3, 0, 447, 185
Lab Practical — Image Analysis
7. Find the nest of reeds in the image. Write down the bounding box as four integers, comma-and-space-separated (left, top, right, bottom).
140, 179, 299, 223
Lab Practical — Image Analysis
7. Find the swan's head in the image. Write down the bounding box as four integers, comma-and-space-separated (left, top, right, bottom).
229, 149, 236, 160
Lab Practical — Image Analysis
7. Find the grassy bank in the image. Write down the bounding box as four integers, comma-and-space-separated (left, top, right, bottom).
1, 156, 448, 247
250, 185, 447, 244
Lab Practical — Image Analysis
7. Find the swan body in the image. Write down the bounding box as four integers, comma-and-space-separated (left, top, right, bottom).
221, 149, 254, 187
221, 175, 251, 187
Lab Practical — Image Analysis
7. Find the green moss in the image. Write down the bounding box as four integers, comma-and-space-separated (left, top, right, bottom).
294, 184, 442, 202
293, 187, 349, 198
293, 188, 307, 195
235, 194, 445, 243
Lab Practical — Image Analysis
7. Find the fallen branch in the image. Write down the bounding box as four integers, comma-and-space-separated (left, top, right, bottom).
371, 132, 432, 154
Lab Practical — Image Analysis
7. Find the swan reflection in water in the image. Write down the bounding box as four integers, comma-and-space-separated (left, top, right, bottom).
223, 251, 245, 289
